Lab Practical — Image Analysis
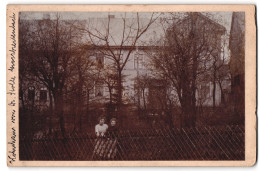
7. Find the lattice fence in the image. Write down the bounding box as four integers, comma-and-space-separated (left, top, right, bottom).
19, 125, 244, 160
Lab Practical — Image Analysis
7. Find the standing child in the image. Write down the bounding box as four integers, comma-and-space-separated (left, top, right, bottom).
105, 118, 118, 160
93, 115, 108, 159
95, 115, 108, 137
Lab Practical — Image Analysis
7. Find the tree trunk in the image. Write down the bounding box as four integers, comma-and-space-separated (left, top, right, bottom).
137, 85, 141, 111
213, 81, 216, 109
109, 86, 112, 104
86, 89, 90, 122
166, 98, 174, 129
54, 92, 66, 138
181, 100, 190, 128
191, 56, 198, 127
213, 65, 217, 110
117, 70, 123, 107
78, 92, 83, 132
48, 90, 53, 134
191, 84, 197, 127
116, 70, 123, 127
180, 81, 193, 128
78, 93, 83, 132
142, 88, 146, 110
190, 15, 198, 128
218, 80, 225, 105
54, 92, 72, 159
77, 67, 84, 132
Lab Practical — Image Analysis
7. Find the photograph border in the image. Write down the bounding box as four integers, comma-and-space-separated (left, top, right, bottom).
6, 4, 256, 167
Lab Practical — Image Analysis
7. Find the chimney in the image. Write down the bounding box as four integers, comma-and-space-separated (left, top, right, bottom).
108, 14, 115, 19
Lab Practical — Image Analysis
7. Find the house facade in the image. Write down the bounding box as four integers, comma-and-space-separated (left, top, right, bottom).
19, 12, 231, 113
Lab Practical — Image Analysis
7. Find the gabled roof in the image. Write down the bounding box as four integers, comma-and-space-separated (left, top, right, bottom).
196, 12, 226, 34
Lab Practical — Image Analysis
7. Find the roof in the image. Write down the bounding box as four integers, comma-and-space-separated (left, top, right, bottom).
196, 12, 226, 33
20, 12, 227, 48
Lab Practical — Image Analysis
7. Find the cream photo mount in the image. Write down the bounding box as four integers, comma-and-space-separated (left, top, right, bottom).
6, 4, 256, 167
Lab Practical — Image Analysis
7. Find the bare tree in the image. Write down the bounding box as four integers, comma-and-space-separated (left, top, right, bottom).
19, 18, 33, 111
19, 17, 36, 139
20, 13, 85, 137
134, 74, 150, 111
81, 13, 159, 113
148, 12, 226, 127
66, 45, 99, 132
215, 61, 231, 106
100, 65, 117, 104
208, 32, 230, 109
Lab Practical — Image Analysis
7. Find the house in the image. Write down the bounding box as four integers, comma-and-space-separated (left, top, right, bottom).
19, 12, 230, 115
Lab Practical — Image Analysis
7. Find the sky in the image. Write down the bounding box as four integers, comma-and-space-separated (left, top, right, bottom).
20, 11, 234, 61
20, 11, 233, 32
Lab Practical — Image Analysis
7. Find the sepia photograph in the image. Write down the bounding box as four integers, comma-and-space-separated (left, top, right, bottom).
6, 4, 256, 166
18, 10, 246, 161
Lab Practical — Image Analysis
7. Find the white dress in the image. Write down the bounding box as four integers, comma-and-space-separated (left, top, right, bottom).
95, 124, 108, 136
93, 124, 108, 159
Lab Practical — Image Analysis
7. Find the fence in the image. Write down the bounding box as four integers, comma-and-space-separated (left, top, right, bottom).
19, 125, 244, 160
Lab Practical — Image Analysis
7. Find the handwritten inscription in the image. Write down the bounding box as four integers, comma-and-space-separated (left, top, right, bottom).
8, 127, 17, 164
8, 13, 16, 72
7, 76, 16, 95
8, 100, 16, 106
7, 12, 17, 164
10, 110, 16, 124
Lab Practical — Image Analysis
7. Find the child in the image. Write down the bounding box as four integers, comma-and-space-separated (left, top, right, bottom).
93, 115, 108, 159
105, 118, 118, 160
95, 115, 108, 137
107, 118, 118, 138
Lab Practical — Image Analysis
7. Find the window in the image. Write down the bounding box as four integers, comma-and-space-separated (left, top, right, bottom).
134, 53, 144, 69
40, 87, 47, 102
134, 54, 138, 69
28, 86, 35, 101
96, 53, 104, 68
95, 82, 104, 97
